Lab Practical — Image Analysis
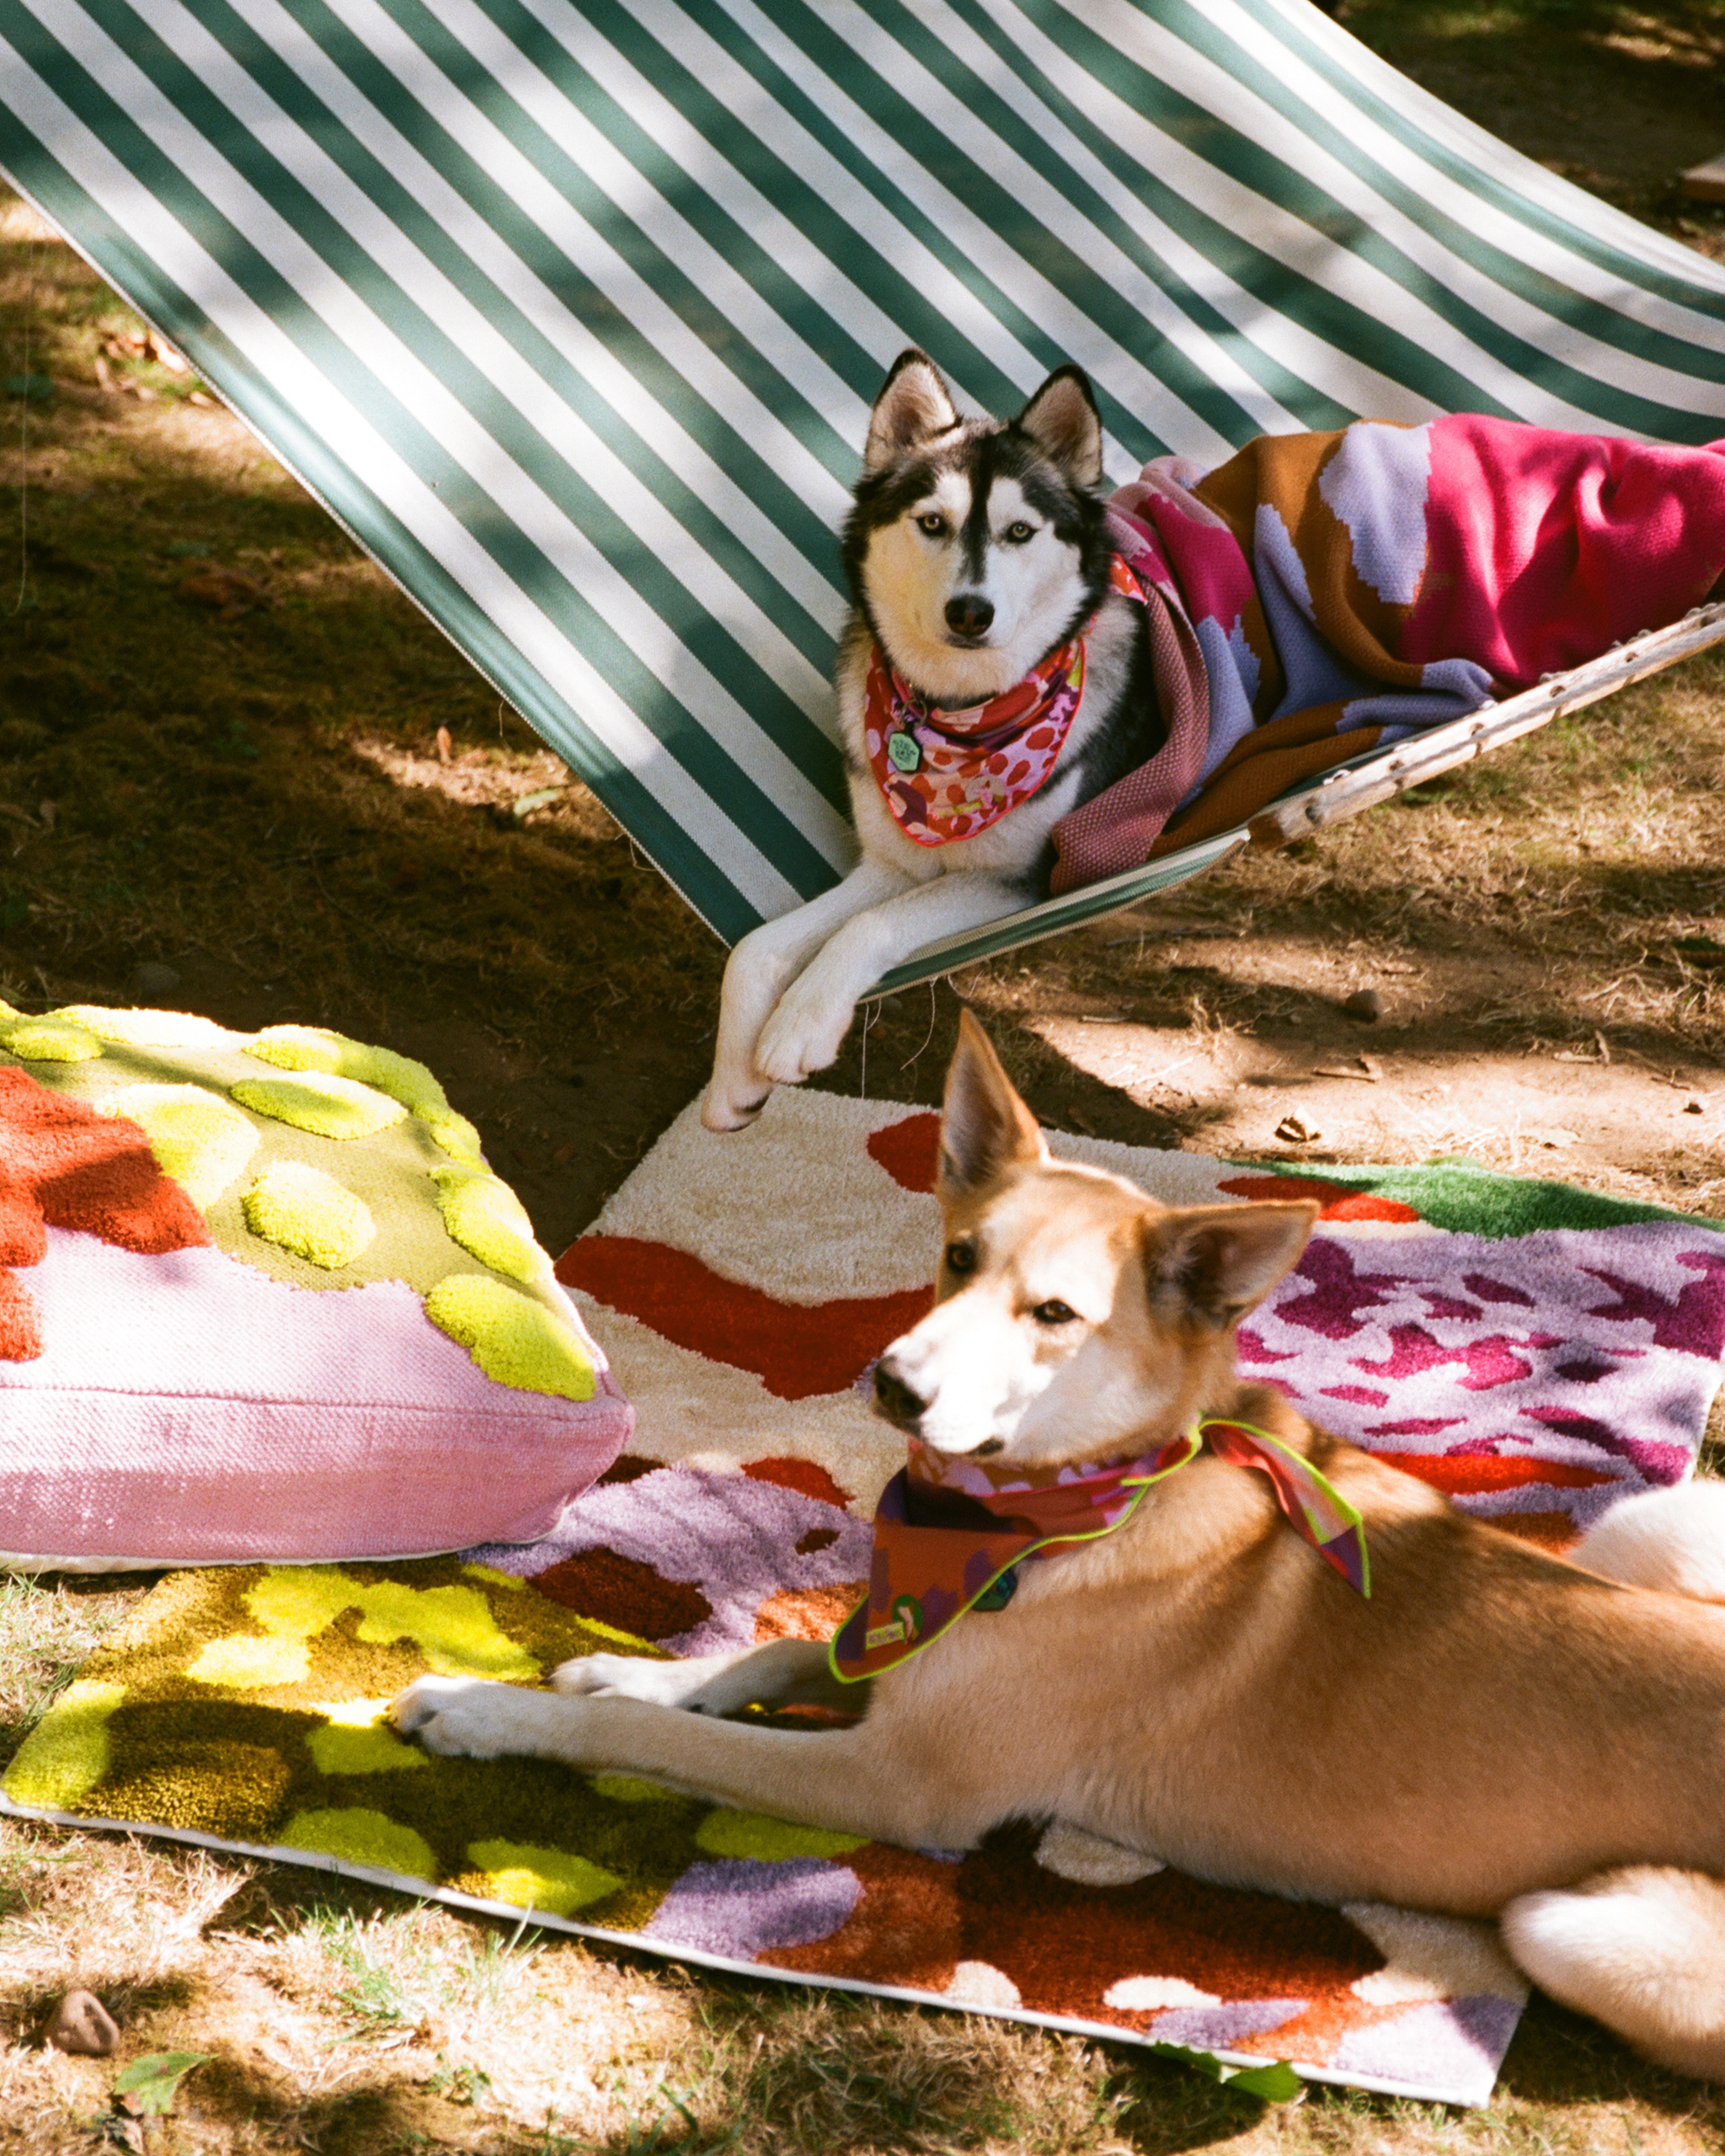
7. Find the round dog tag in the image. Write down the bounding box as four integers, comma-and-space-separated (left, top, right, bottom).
887, 729, 922, 774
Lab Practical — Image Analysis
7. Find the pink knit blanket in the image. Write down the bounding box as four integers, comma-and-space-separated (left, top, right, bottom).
1051, 417, 1725, 892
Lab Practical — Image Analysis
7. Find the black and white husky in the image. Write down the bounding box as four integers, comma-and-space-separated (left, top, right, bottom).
703, 350, 1166, 1132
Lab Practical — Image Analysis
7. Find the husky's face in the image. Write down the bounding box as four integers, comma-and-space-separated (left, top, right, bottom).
841, 354, 1114, 707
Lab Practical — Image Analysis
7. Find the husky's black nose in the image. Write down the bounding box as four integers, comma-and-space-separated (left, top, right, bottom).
873, 1360, 928, 1429
944, 594, 994, 639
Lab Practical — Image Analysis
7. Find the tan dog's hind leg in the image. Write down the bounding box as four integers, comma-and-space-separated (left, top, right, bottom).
392, 1674, 947, 1845
1504, 1869, 1725, 2077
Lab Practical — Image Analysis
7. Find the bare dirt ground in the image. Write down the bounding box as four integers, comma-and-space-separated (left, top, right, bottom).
1, 0, 1724, 2148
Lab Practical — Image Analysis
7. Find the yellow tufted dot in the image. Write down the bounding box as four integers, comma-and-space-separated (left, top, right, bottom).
430, 1168, 548, 1283
278, 1807, 436, 1879
187, 1636, 312, 1689
424, 1275, 595, 1401
0, 1016, 103, 1062
230, 1072, 406, 1141
243, 1161, 376, 1268
99, 1084, 259, 1209
3, 1680, 125, 1809
466, 1839, 623, 1916
694, 1809, 868, 1861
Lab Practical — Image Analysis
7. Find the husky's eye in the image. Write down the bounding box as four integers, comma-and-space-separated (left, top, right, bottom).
944, 1241, 977, 1276
1032, 1299, 1076, 1326
916, 511, 948, 538
1004, 520, 1035, 544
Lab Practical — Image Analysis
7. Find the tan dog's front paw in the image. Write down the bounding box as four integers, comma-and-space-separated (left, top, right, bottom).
391, 1673, 567, 1761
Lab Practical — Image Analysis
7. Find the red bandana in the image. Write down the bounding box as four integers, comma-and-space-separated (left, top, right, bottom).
865, 555, 1146, 846
829, 1420, 1370, 1682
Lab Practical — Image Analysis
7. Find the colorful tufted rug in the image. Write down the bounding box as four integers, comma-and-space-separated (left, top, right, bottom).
7, 1095, 1725, 2107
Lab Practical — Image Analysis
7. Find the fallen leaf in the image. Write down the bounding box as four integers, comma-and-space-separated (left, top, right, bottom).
113, 2052, 210, 2118
510, 784, 566, 820
1311, 1061, 1378, 1082
435, 725, 453, 764
187, 389, 216, 408
1275, 1116, 1320, 1144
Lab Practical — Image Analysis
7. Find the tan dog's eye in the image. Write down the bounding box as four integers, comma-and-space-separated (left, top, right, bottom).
916, 511, 947, 538
944, 1242, 976, 1276
1032, 1299, 1076, 1326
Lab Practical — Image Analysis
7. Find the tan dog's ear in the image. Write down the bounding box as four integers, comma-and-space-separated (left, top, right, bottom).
1016, 365, 1103, 490
938, 1010, 1045, 1199
864, 350, 960, 474
1146, 1202, 1320, 1330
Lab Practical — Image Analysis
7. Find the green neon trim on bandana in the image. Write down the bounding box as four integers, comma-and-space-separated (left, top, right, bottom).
830, 1418, 1370, 1683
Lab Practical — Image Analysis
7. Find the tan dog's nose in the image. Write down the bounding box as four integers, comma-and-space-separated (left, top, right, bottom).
873, 1359, 928, 1430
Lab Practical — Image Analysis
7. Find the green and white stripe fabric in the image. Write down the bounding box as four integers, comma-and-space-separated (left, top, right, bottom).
4, 0, 1724, 969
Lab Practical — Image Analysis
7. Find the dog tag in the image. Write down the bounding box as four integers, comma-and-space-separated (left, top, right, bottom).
973, 1566, 1017, 1612
887, 729, 922, 774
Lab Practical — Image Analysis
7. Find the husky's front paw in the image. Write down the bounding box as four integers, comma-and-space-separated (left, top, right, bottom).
700, 1075, 771, 1133
754, 987, 853, 1086
391, 1674, 568, 1760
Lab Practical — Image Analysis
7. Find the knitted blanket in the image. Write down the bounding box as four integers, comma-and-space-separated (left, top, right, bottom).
7, 1097, 1723, 2108
1051, 419, 1725, 890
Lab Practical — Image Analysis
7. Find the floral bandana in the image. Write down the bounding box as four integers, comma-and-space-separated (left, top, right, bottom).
829, 1417, 1370, 1682
865, 555, 1146, 846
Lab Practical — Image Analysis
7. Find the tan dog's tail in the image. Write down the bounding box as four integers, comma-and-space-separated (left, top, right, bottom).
1503, 1869, 1725, 2077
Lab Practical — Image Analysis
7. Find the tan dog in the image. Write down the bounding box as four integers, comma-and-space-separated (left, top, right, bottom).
396, 1014, 1725, 2077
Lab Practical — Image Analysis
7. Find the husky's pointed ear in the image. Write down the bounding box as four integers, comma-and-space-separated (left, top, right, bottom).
1017, 366, 1103, 490
937, 1010, 1045, 1200
864, 350, 960, 474
1145, 1202, 1319, 1331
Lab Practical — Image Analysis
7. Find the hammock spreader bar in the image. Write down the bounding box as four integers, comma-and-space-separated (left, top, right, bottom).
871, 600, 1725, 995
3, 0, 1723, 973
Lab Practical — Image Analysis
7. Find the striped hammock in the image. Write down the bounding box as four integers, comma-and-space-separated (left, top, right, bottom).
4, 0, 1724, 988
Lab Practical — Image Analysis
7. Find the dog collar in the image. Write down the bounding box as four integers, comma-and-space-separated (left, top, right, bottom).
863, 553, 1145, 846
828, 1417, 1370, 1683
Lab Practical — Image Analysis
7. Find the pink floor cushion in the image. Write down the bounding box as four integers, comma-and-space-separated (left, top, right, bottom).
0, 1001, 629, 1568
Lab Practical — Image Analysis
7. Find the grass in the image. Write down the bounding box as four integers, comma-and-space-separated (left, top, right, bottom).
1, 0, 1724, 2145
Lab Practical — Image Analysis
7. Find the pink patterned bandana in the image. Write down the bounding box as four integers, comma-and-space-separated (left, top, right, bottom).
830, 1418, 1370, 1682
865, 555, 1146, 846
